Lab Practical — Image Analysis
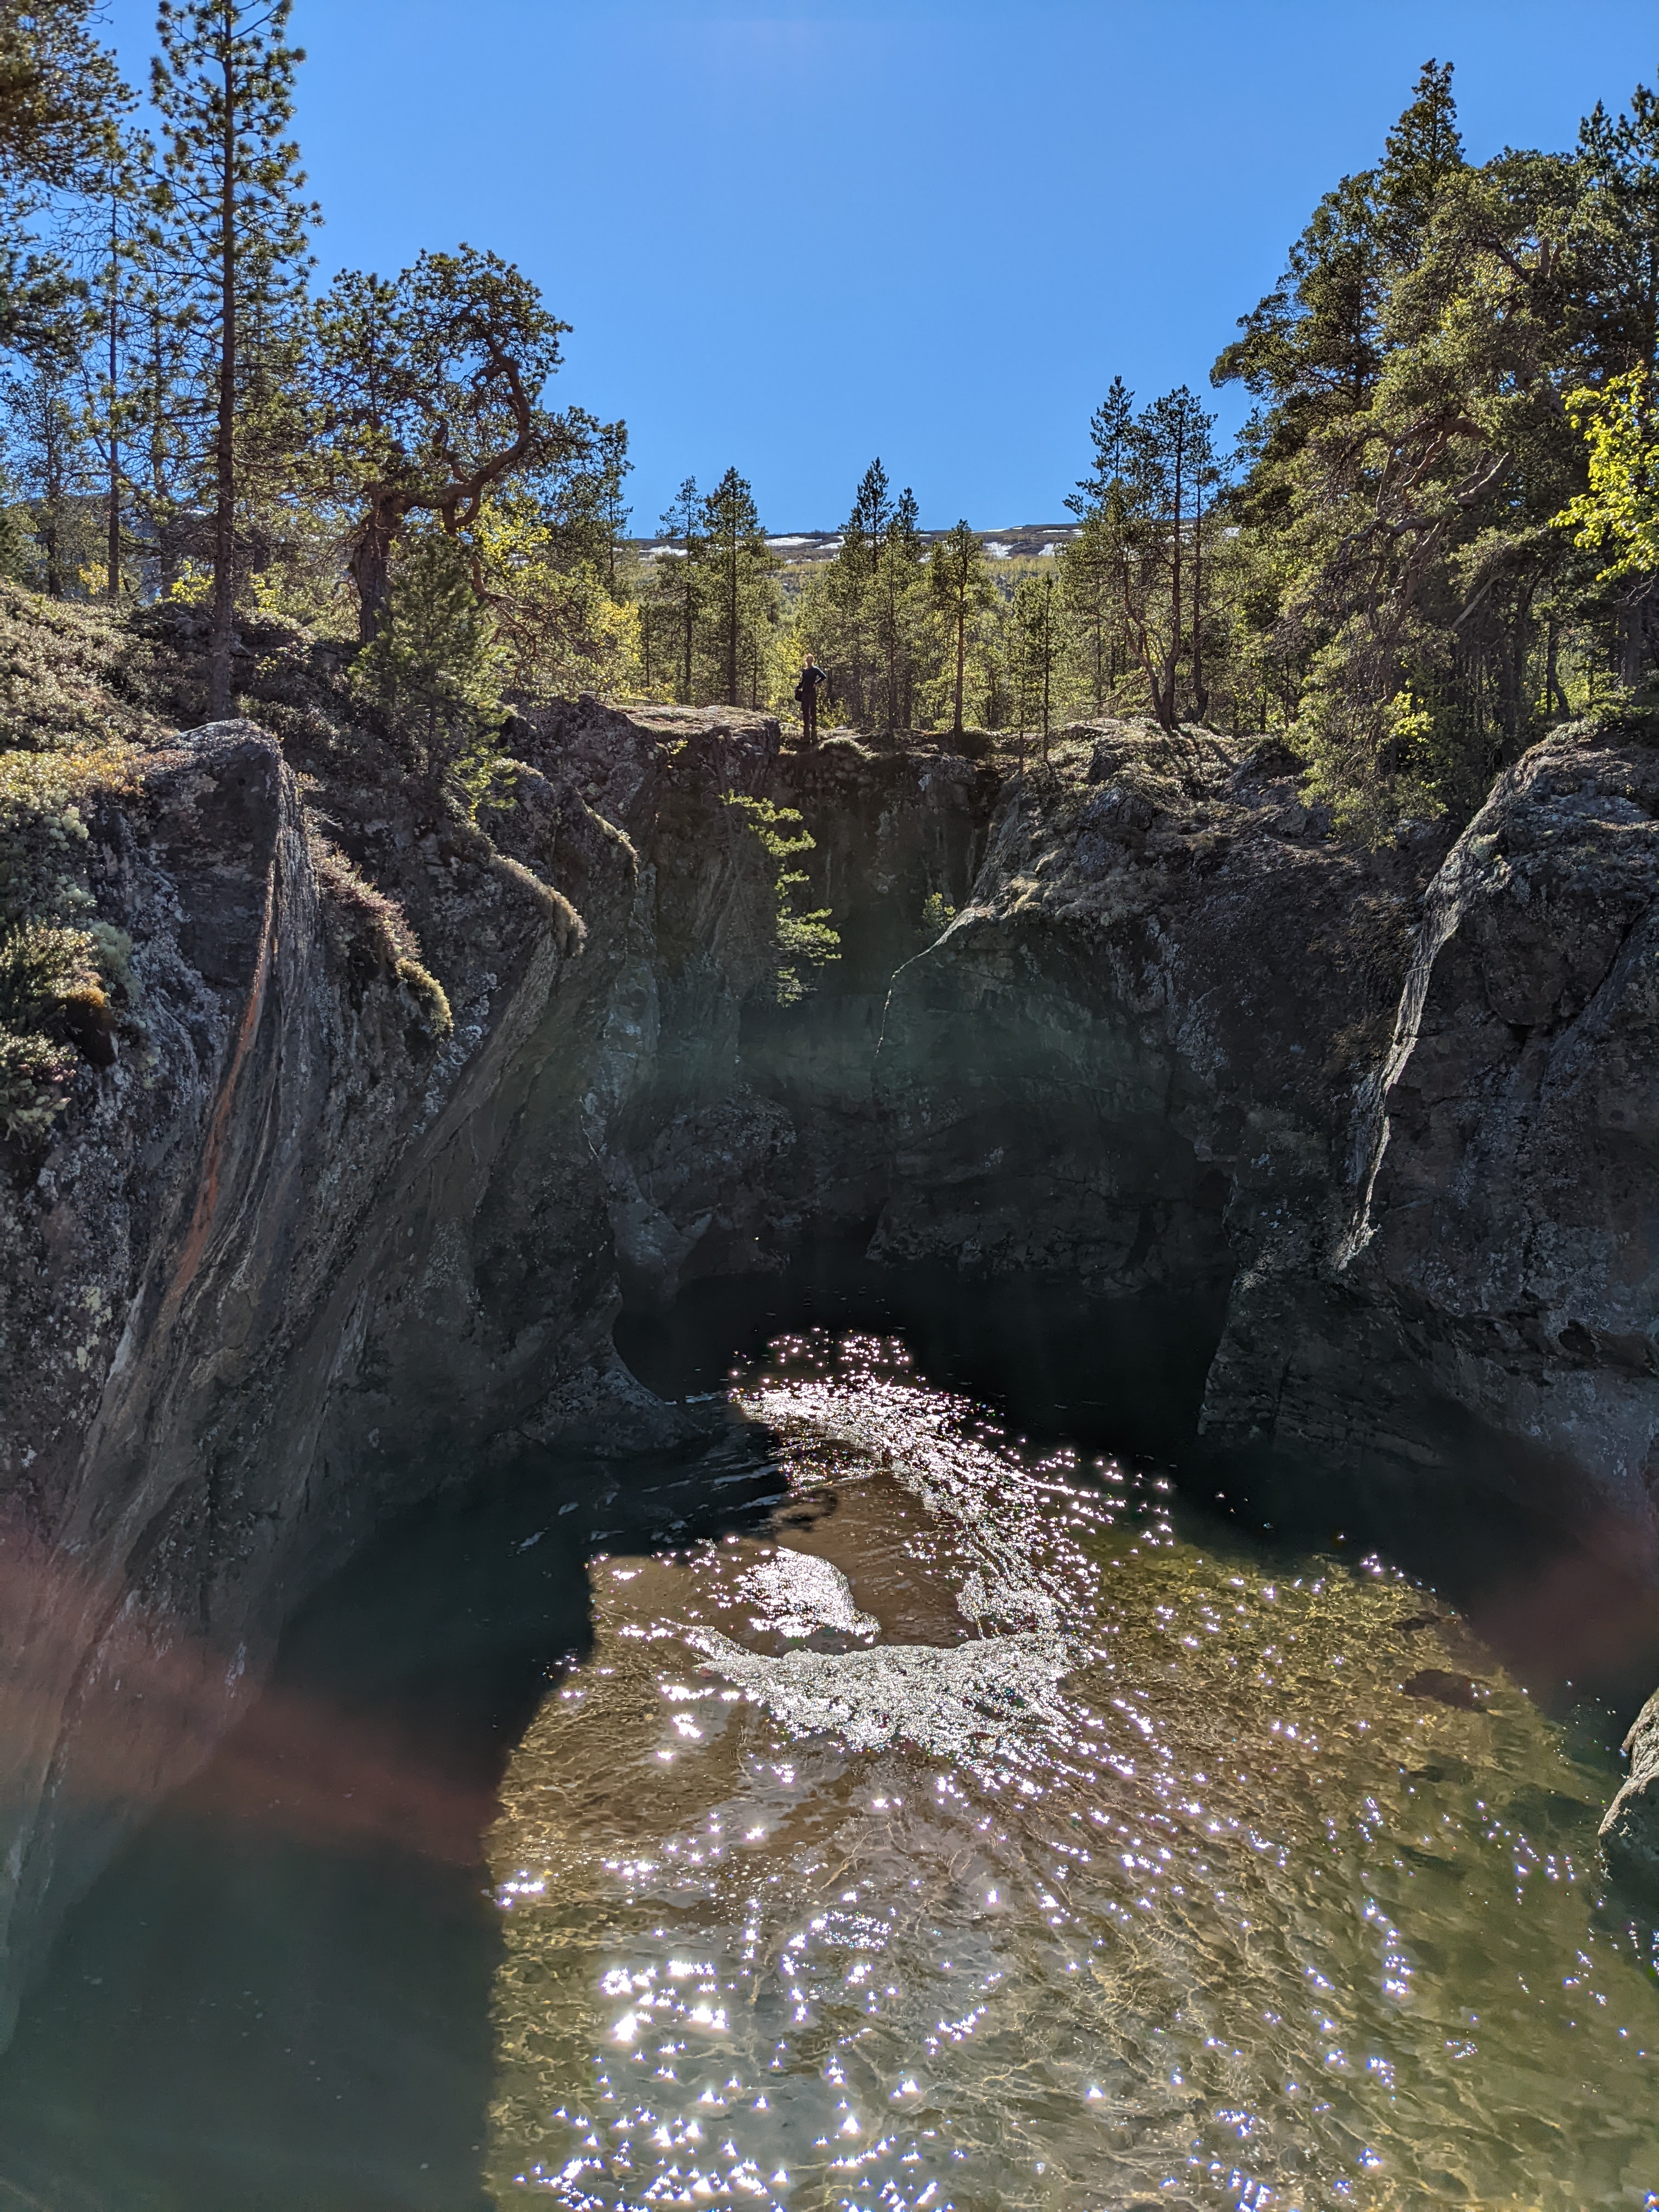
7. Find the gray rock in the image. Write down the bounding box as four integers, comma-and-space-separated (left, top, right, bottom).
5, 695, 1659, 2023
1600, 1691, 1659, 1891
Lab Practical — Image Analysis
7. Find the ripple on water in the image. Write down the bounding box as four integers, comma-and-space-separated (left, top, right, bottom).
485, 1333, 1659, 2211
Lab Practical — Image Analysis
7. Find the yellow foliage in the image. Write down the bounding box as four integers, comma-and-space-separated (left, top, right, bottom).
1555, 370, 1659, 585
473, 489, 641, 703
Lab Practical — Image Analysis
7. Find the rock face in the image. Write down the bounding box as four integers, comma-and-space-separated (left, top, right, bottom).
1600, 1689, 1659, 1891
877, 722, 1659, 1558
0, 704, 806, 2040
1, 698, 1657, 2027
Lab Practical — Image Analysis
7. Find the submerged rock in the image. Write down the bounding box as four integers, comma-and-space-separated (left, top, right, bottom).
1401, 1669, 1490, 1711
685, 1624, 1075, 1769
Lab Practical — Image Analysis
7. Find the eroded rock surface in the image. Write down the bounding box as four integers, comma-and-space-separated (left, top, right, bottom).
0, 704, 796, 2038
876, 720, 1658, 1561
1601, 1689, 1659, 1891
3, 696, 1658, 2018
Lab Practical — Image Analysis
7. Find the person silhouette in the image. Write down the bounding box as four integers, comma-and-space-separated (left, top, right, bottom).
793, 654, 830, 747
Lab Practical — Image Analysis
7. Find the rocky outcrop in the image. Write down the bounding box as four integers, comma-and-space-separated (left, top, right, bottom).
875, 721, 1658, 1572
3, 692, 1657, 2023
1600, 1688, 1659, 1890
0, 703, 800, 2040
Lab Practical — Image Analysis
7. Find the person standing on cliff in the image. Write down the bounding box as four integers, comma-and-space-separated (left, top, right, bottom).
794, 654, 830, 748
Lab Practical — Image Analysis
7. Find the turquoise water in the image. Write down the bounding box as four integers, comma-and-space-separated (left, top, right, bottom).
484, 1335, 1659, 2211
0, 1327, 1654, 2211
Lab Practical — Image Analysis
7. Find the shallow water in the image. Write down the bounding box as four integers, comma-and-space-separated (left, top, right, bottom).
486, 1334, 1659, 2211
0, 1324, 1655, 2211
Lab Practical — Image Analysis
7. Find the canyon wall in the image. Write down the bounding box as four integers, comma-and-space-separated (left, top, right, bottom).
1, 698, 1656, 2033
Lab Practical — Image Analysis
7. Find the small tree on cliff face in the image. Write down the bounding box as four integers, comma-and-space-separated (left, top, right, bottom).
928, 521, 996, 737
314, 246, 571, 642
150, 0, 314, 719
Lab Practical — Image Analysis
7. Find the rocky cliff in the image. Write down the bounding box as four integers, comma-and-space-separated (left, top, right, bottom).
1, 674, 1656, 2035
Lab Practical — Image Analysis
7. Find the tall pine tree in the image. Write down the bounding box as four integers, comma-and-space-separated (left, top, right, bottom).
701, 465, 774, 707
150, 0, 313, 716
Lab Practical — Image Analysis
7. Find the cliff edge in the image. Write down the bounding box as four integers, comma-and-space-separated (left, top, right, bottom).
1, 624, 1657, 2029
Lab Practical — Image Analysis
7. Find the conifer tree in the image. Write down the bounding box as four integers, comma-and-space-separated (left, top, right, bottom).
700, 465, 774, 707
1058, 514, 1120, 714
653, 475, 702, 701
0, 0, 127, 370
928, 521, 995, 737
1376, 59, 1465, 263
1011, 568, 1060, 757
150, 0, 314, 716
315, 248, 567, 643
2, 360, 91, 592
844, 457, 891, 580
872, 484, 925, 735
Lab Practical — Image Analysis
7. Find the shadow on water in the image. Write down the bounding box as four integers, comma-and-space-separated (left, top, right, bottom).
621, 1241, 1659, 1716
0, 1244, 1652, 2208
615, 1241, 1230, 1466
0, 1436, 788, 2212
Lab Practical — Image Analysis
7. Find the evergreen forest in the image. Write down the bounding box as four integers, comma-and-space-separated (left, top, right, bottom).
0, 7, 1656, 848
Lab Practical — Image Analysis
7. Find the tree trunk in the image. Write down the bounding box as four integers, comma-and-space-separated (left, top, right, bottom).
952, 597, 966, 737
1165, 428, 1184, 729
1191, 481, 1207, 721
725, 538, 738, 706
206, 33, 237, 722
349, 496, 397, 642
106, 194, 120, 602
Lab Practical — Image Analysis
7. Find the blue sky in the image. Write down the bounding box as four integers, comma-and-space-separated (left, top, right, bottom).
104, 0, 1658, 531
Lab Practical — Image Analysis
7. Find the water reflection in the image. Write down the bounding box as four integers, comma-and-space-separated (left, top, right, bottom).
0, 1324, 1654, 2211
487, 1335, 1659, 2211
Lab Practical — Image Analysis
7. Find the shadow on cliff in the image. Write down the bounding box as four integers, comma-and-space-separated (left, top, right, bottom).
616, 1237, 1232, 1467
1199, 1408, 1659, 1720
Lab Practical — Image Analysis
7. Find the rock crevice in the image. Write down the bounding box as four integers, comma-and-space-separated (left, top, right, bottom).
2, 701, 1658, 2025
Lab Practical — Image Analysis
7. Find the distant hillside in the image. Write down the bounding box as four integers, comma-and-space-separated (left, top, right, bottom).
635, 523, 1082, 569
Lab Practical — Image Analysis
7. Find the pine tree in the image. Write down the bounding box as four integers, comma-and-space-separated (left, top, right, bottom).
2, 360, 92, 592
150, 0, 314, 716
315, 248, 568, 642
928, 521, 996, 737
353, 526, 503, 784
820, 456, 891, 724
0, 0, 127, 371
1011, 568, 1061, 757
1058, 514, 1120, 714
700, 465, 774, 707
873, 484, 925, 736
1377, 59, 1465, 263
844, 457, 891, 580
0, 0, 125, 187
653, 476, 702, 702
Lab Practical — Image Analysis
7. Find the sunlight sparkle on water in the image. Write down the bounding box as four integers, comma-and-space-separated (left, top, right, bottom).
484, 1332, 1659, 2210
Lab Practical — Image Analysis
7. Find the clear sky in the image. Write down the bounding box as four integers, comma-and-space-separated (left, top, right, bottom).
101, 0, 1658, 532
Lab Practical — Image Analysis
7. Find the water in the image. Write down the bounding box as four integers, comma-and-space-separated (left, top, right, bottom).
1, 1324, 1656, 2210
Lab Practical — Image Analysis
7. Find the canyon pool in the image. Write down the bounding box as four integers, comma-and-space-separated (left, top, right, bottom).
0, 1308, 1655, 2212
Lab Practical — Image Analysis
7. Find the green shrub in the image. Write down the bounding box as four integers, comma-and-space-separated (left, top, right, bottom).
723, 792, 840, 1005
0, 919, 110, 1135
